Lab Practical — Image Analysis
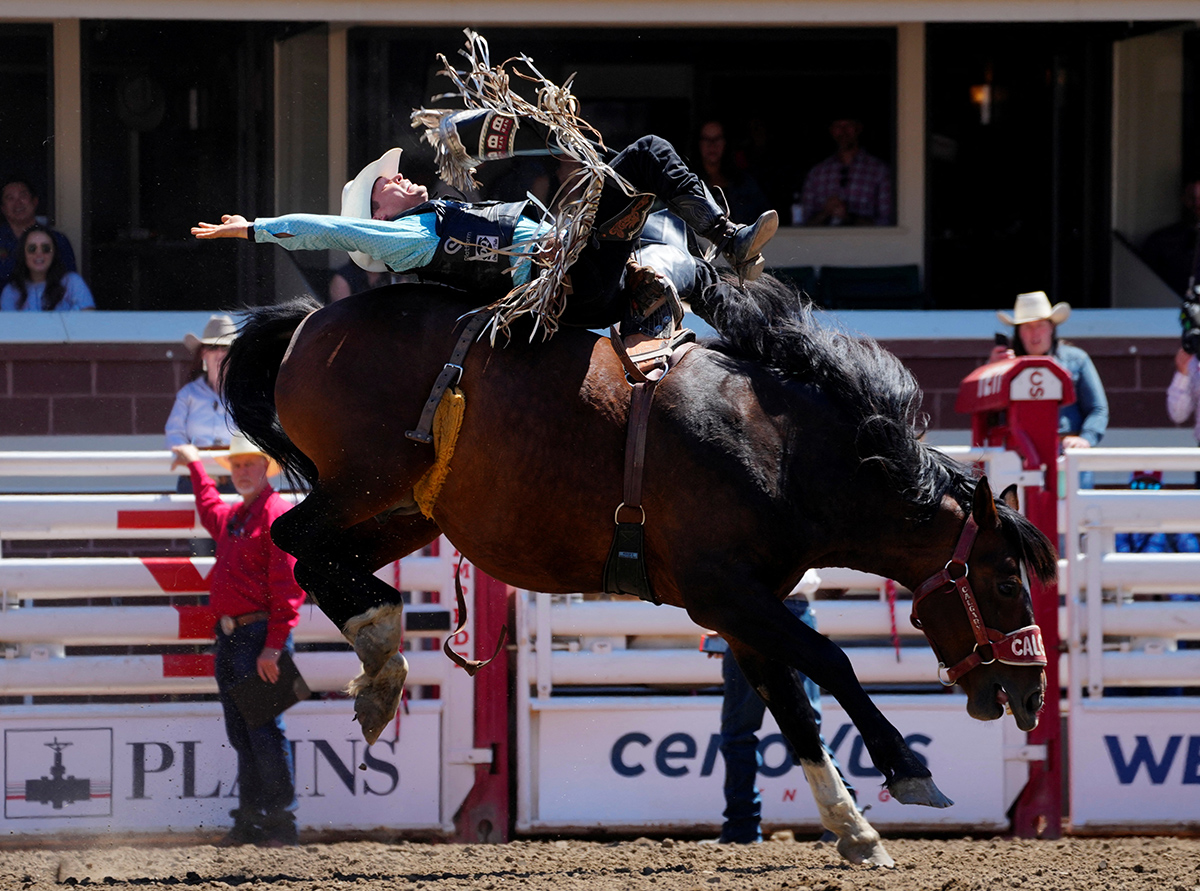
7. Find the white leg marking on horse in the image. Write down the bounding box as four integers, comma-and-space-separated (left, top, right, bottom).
801, 755, 895, 868
342, 602, 406, 677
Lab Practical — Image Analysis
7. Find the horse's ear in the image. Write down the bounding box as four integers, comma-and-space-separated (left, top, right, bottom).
971, 475, 999, 528
998, 484, 1019, 512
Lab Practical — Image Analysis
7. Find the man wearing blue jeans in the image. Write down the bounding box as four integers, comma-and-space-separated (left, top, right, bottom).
716, 576, 854, 844
172, 436, 307, 848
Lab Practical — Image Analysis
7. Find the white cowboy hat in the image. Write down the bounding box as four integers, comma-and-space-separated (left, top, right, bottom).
997, 291, 1071, 327
215, 433, 281, 477
340, 147, 404, 273
184, 314, 238, 354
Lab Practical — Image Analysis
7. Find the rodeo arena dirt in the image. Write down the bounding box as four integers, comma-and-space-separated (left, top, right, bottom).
3, 836, 1200, 891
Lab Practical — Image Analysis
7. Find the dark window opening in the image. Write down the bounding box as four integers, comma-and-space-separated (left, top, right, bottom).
927, 23, 1129, 310
0, 27, 55, 226
82, 20, 287, 310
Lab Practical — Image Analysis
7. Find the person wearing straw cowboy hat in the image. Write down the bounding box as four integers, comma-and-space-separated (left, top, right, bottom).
988, 290, 1109, 455
170, 433, 306, 848
166, 314, 239, 495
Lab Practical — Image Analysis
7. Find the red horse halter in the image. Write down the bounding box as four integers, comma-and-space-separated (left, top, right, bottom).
910, 514, 1047, 685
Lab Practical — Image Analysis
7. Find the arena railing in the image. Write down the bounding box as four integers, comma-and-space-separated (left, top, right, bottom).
1060, 448, 1200, 833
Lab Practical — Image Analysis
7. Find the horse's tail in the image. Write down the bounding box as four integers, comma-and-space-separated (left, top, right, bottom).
223, 296, 324, 488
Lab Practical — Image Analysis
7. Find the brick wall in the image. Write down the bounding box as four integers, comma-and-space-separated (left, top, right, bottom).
0, 343, 191, 437
0, 335, 1186, 440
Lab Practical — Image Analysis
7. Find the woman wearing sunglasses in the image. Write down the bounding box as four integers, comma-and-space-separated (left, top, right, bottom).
0, 224, 94, 311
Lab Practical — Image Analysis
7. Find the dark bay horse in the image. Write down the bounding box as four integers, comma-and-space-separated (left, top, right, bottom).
224, 278, 1055, 864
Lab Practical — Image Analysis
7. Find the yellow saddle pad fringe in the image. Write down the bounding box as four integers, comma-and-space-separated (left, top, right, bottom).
413, 386, 465, 519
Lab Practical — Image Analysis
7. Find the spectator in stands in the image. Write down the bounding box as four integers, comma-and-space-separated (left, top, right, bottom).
0, 177, 77, 287
0, 224, 93, 311
171, 435, 306, 848
799, 115, 894, 227
166, 314, 238, 495
696, 120, 772, 225
1141, 179, 1200, 298
988, 291, 1109, 457
1166, 347, 1200, 486
707, 570, 853, 844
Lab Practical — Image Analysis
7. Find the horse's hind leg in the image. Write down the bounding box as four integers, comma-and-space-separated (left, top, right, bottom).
727, 641, 894, 868
272, 487, 440, 744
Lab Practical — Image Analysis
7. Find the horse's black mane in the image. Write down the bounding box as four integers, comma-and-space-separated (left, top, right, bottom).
705, 274, 956, 512
707, 274, 1056, 582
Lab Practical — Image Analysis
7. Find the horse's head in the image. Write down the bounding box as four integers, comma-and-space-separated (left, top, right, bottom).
910, 476, 1057, 732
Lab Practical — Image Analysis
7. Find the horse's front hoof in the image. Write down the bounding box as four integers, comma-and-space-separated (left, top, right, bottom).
836, 833, 895, 868
348, 652, 409, 746
887, 776, 954, 808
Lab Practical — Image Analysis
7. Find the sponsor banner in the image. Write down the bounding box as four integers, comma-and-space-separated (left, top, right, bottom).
2, 701, 441, 835
531, 697, 1010, 829
1070, 700, 1200, 829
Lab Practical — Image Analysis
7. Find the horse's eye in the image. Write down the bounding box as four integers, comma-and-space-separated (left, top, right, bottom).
997, 581, 1023, 598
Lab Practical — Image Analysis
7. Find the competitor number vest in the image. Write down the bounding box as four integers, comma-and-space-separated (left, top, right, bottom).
396, 199, 529, 295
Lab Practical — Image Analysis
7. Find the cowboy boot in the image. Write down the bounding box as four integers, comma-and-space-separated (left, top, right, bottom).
668, 190, 778, 281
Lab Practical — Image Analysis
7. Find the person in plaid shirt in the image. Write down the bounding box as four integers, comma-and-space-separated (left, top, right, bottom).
800, 117, 894, 227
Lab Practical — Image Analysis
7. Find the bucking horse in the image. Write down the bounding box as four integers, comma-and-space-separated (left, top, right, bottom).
222, 275, 1056, 865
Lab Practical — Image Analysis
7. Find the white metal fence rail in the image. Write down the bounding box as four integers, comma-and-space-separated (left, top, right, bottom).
1061, 448, 1200, 832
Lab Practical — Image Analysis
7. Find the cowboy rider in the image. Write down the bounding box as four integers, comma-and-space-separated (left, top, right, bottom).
193, 115, 777, 338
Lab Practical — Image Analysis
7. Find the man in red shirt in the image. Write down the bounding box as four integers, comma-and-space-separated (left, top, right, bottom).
172, 435, 307, 848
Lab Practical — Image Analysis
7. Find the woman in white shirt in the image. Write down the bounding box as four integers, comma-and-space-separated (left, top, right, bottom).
165, 314, 238, 495
0, 225, 94, 311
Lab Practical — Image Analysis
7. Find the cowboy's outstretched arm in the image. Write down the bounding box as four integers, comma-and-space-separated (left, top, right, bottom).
192, 214, 251, 239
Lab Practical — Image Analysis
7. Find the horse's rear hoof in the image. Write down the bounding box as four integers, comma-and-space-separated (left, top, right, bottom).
343, 603, 406, 678
837, 834, 895, 868
887, 776, 954, 808
349, 652, 409, 746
